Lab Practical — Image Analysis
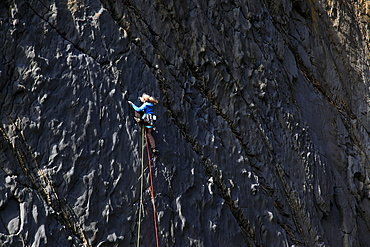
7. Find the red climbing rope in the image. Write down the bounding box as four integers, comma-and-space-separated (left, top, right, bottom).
144, 128, 160, 247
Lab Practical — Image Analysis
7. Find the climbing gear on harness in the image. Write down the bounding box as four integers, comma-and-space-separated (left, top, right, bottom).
134, 117, 142, 123
143, 113, 156, 126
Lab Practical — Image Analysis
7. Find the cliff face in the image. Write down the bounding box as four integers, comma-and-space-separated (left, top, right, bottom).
0, 0, 369, 246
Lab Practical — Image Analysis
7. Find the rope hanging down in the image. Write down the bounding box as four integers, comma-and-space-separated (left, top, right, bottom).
136, 127, 160, 247
136, 127, 145, 247
145, 128, 160, 247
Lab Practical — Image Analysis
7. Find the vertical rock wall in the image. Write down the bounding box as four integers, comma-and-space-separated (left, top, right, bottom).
0, 0, 369, 246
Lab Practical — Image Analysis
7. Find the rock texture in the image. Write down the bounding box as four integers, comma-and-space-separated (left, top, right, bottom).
0, 0, 369, 246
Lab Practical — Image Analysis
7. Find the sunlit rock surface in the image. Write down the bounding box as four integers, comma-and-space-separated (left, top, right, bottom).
0, 0, 369, 246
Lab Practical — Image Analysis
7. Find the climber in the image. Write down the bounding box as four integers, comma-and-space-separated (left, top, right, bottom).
128, 93, 159, 156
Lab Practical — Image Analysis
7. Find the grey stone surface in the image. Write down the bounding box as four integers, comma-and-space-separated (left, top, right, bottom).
0, 0, 369, 246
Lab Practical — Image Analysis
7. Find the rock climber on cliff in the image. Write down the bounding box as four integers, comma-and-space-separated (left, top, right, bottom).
128, 93, 159, 156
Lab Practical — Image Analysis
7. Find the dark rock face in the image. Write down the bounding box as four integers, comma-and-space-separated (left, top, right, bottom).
0, 0, 369, 246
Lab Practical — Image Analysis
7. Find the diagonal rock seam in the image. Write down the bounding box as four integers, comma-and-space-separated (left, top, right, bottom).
156, 69, 258, 246
19, 1, 132, 125
0, 115, 90, 247
1, 0, 367, 246
26, 0, 125, 97
27, 1, 111, 68
99, 0, 335, 245
104, 0, 370, 245
105, 1, 259, 245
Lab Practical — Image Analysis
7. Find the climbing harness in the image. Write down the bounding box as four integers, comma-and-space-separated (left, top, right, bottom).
136, 126, 160, 247
143, 113, 156, 126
